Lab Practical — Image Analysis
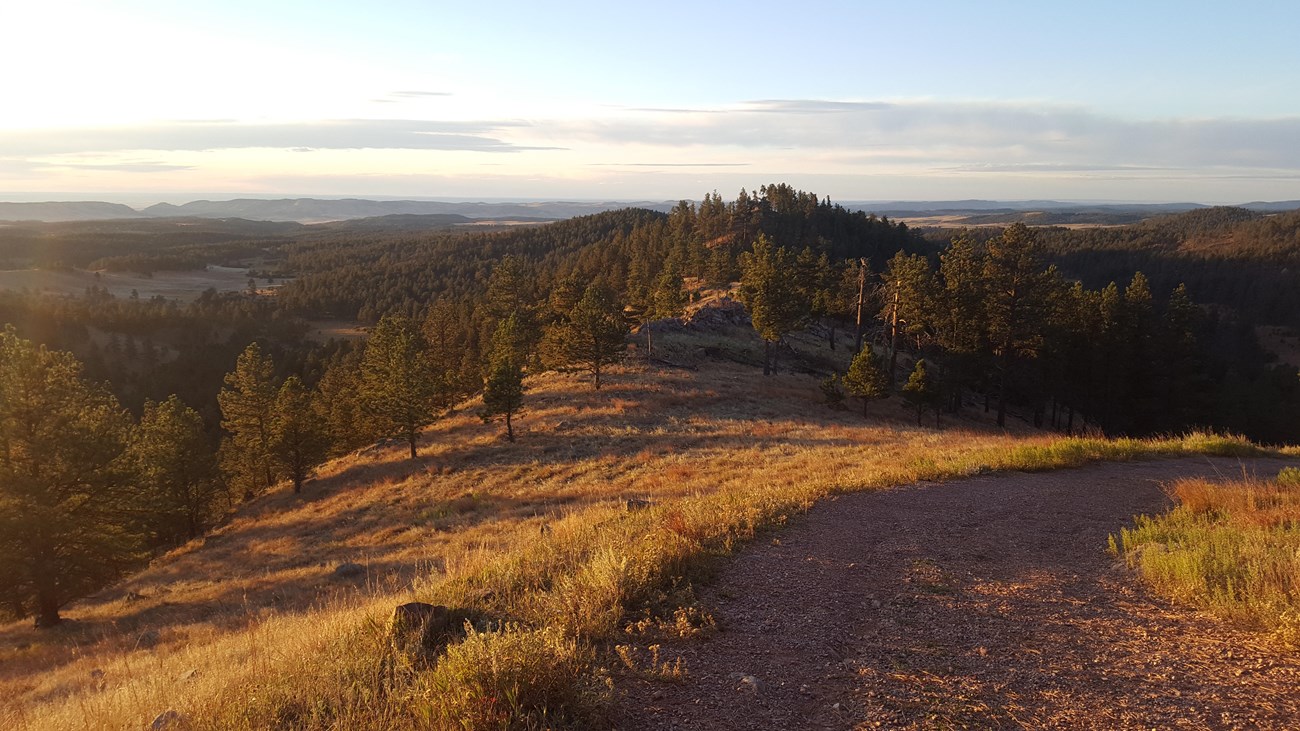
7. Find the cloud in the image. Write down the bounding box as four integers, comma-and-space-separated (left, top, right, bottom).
559, 101, 1300, 173
589, 162, 750, 167
42, 160, 197, 173
390, 90, 453, 98
1, 119, 556, 156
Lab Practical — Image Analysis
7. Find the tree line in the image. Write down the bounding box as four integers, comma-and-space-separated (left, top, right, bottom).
0, 257, 636, 626
4, 186, 1299, 627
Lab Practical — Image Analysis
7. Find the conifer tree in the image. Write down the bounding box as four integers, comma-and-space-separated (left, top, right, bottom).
633, 261, 689, 358
217, 342, 279, 500
542, 284, 628, 390
0, 327, 136, 627
903, 358, 941, 427
127, 395, 223, 544
481, 314, 526, 441
738, 234, 808, 375
316, 352, 379, 455
843, 345, 890, 417
273, 376, 329, 493
982, 223, 1057, 427
361, 314, 439, 459
423, 299, 476, 408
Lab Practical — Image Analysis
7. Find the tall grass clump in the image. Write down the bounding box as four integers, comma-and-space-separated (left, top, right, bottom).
1113, 472, 1300, 644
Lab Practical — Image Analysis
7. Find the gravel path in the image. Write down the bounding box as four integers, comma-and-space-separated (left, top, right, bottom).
615, 457, 1300, 730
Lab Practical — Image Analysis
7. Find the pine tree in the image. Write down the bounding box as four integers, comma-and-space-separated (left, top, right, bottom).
423, 299, 476, 408
843, 346, 890, 417
217, 343, 279, 500
127, 395, 224, 545
316, 351, 379, 455
903, 358, 941, 427
737, 234, 808, 375
982, 223, 1057, 427
361, 314, 439, 459
481, 314, 526, 441
880, 251, 936, 384
542, 285, 628, 390
640, 261, 688, 357
273, 376, 329, 493
0, 326, 137, 627
819, 373, 846, 409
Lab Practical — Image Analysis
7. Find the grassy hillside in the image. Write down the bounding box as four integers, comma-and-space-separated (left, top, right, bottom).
0, 313, 1265, 730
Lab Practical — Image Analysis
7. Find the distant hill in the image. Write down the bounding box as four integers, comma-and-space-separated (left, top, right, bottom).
847, 200, 1211, 221
0, 201, 143, 222
1240, 200, 1300, 212
142, 198, 677, 223
3, 197, 1298, 225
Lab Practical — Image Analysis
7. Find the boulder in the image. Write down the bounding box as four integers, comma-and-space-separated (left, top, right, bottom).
150, 709, 184, 730
388, 602, 472, 657
333, 562, 366, 580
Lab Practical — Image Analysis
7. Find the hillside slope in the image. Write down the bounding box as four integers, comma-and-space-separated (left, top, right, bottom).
0, 318, 1263, 730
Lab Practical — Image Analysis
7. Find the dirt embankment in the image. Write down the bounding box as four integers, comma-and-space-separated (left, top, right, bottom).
617, 458, 1300, 730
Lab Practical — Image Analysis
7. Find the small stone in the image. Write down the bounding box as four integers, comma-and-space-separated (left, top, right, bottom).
738, 675, 762, 693
150, 709, 183, 730
178, 668, 199, 682
136, 629, 161, 649
333, 563, 366, 579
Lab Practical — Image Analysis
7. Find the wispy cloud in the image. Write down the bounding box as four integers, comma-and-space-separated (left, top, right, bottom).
390, 90, 453, 98
2, 119, 554, 155
559, 101, 1300, 172
43, 160, 197, 173
589, 162, 750, 167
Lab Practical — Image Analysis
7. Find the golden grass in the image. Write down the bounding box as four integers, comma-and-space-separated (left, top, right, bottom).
1114, 471, 1300, 644
0, 323, 1272, 729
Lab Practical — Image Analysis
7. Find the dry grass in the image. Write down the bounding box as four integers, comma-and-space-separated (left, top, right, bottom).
0, 322, 1270, 729
1114, 469, 1300, 644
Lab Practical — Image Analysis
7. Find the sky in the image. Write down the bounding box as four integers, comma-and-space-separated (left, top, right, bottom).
3, 0, 1300, 204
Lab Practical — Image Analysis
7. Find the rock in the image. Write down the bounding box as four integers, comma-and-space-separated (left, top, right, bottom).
389, 602, 472, 657
626, 498, 652, 512
333, 562, 366, 579
136, 629, 161, 649
125, 591, 145, 602
150, 709, 183, 730
390, 602, 439, 637
177, 668, 199, 682
737, 675, 762, 694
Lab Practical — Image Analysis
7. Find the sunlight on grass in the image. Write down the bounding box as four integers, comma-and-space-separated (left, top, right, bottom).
0, 346, 1277, 729
1113, 472, 1300, 645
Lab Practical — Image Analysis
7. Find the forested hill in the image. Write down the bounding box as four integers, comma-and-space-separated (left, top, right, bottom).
279, 185, 925, 321
1032, 207, 1300, 328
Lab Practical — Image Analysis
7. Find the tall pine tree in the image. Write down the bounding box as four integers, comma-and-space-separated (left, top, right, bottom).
218, 343, 279, 500
481, 314, 526, 441
0, 327, 137, 627
542, 285, 628, 390
361, 314, 440, 459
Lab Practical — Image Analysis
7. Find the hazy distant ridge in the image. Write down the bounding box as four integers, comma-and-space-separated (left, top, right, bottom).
141, 198, 678, 223
0, 201, 143, 222
2, 197, 1297, 224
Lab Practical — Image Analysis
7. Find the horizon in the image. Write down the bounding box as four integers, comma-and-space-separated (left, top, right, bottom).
5, 1, 1299, 202
1, 191, 1292, 210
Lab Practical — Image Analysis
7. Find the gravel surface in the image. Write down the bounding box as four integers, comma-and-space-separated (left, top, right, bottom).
615, 457, 1300, 730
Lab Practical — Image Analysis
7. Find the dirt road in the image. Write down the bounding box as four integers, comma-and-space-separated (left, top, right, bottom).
616, 457, 1300, 730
